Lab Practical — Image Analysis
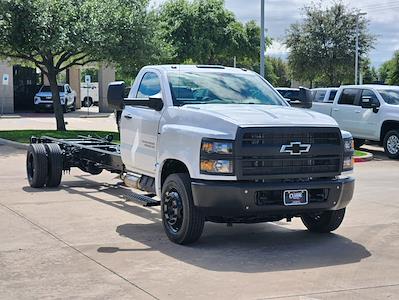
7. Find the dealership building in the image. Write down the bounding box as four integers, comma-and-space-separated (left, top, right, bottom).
0, 59, 115, 114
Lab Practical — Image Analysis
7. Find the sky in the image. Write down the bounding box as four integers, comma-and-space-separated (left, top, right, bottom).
152, 0, 399, 68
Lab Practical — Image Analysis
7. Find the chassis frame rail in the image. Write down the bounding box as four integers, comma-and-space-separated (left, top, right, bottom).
30, 135, 124, 173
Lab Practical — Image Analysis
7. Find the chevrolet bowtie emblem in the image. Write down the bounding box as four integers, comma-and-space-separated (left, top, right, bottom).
280, 142, 311, 155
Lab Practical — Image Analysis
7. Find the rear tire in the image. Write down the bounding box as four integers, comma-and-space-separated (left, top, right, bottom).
26, 144, 48, 188
383, 130, 399, 159
161, 173, 205, 245
301, 208, 346, 233
45, 143, 63, 187
354, 138, 365, 149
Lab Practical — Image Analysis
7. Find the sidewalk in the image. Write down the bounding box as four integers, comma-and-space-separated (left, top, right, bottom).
0, 108, 117, 131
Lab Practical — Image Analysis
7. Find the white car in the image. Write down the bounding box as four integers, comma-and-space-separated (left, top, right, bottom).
310, 85, 399, 158
80, 82, 99, 107
34, 84, 76, 112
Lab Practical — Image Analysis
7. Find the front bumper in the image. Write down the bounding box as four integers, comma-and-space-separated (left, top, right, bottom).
191, 177, 354, 218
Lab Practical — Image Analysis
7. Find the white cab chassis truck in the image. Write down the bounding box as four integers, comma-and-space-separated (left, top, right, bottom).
26, 65, 355, 244
310, 85, 399, 158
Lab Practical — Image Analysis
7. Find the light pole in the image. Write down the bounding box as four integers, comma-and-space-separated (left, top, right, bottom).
260, 0, 265, 78
355, 12, 367, 85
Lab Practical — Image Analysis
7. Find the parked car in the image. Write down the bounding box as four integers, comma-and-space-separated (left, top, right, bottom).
310, 84, 399, 158
27, 65, 355, 245
312, 88, 339, 103
80, 82, 99, 107
34, 84, 76, 112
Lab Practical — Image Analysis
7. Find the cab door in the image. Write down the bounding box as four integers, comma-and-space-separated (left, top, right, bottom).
354, 89, 381, 140
120, 71, 163, 176
331, 88, 361, 136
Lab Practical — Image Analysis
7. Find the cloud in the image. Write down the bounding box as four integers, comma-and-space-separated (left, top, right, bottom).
152, 0, 398, 67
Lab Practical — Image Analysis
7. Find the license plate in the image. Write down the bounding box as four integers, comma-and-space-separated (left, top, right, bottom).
46, 97, 52, 100
45, 104, 52, 108
283, 190, 308, 206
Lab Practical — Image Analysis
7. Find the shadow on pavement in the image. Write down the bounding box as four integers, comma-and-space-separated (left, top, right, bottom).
14, 108, 111, 119
22, 174, 371, 273
108, 222, 371, 273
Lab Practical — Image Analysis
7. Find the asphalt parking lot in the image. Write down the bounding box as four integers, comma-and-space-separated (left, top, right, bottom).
0, 144, 398, 300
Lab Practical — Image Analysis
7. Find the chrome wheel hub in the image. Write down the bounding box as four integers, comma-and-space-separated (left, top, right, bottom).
387, 135, 399, 154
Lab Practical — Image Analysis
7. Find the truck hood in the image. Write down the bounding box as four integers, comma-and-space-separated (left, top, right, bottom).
182, 104, 338, 127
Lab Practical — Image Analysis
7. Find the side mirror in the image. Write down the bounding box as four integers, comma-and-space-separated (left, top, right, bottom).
147, 94, 164, 111
291, 87, 312, 109
107, 81, 126, 110
123, 93, 164, 111
361, 96, 380, 109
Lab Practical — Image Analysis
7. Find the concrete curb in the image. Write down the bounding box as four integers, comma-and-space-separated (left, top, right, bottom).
79, 113, 112, 119
354, 151, 374, 162
0, 138, 29, 150
0, 115, 21, 119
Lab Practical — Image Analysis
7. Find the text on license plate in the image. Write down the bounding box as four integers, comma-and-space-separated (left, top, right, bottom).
283, 190, 308, 206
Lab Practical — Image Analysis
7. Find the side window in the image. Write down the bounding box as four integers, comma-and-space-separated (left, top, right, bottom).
328, 90, 337, 103
338, 89, 358, 105
361, 89, 379, 106
136, 72, 161, 98
313, 90, 327, 102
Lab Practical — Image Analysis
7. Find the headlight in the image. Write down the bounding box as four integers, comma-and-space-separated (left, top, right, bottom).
342, 137, 354, 171
60, 97, 65, 104
34, 97, 41, 104
201, 140, 233, 154
200, 139, 234, 174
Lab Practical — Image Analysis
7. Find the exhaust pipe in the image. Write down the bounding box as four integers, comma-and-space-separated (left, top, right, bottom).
121, 173, 141, 189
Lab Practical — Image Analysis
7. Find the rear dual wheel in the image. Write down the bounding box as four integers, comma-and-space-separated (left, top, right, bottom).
26, 143, 63, 188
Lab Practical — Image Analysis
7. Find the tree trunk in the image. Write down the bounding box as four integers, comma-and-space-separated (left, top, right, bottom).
47, 70, 66, 131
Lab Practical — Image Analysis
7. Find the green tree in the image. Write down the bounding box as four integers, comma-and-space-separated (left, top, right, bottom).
0, 0, 153, 130
286, 2, 375, 86
388, 51, 399, 85
269, 57, 291, 87
361, 59, 378, 84
158, 0, 270, 68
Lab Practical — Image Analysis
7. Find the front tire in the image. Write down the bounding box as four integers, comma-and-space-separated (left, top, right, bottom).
383, 130, 399, 159
161, 173, 205, 245
301, 208, 346, 233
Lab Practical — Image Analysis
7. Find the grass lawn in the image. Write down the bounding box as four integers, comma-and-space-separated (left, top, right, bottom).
354, 150, 368, 157
0, 130, 119, 144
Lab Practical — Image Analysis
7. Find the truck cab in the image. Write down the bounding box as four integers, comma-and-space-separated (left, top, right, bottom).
107, 65, 355, 244
311, 85, 399, 158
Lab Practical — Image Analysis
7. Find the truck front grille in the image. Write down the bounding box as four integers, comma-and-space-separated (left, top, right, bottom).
235, 127, 343, 180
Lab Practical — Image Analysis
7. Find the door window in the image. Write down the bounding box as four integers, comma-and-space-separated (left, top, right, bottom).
328, 90, 337, 103
338, 89, 358, 105
136, 72, 161, 98
313, 90, 327, 102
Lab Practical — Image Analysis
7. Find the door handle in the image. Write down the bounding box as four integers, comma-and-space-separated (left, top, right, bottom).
332, 108, 339, 112
124, 114, 133, 119
355, 110, 361, 113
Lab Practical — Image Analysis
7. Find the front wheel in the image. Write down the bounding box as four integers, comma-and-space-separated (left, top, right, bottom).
161, 173, 204, 245
301, 208, 346, 233
383, 130, 399, 159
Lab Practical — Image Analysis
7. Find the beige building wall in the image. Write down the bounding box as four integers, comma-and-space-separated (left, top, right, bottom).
98, 64, 115, 113
68, 66, 81, 108
0, 60, 14, 114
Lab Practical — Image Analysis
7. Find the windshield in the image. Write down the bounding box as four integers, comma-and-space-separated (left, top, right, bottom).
167, 71, 285, 106
40, 86, 64, 93
379, 89, 399, 105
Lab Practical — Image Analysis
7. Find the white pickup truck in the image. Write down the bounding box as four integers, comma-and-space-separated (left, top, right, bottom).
26, 65, 355, 245
311, 85, 399, 158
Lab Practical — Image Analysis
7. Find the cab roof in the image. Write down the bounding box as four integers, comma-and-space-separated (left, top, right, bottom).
142, 64, 252, 74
